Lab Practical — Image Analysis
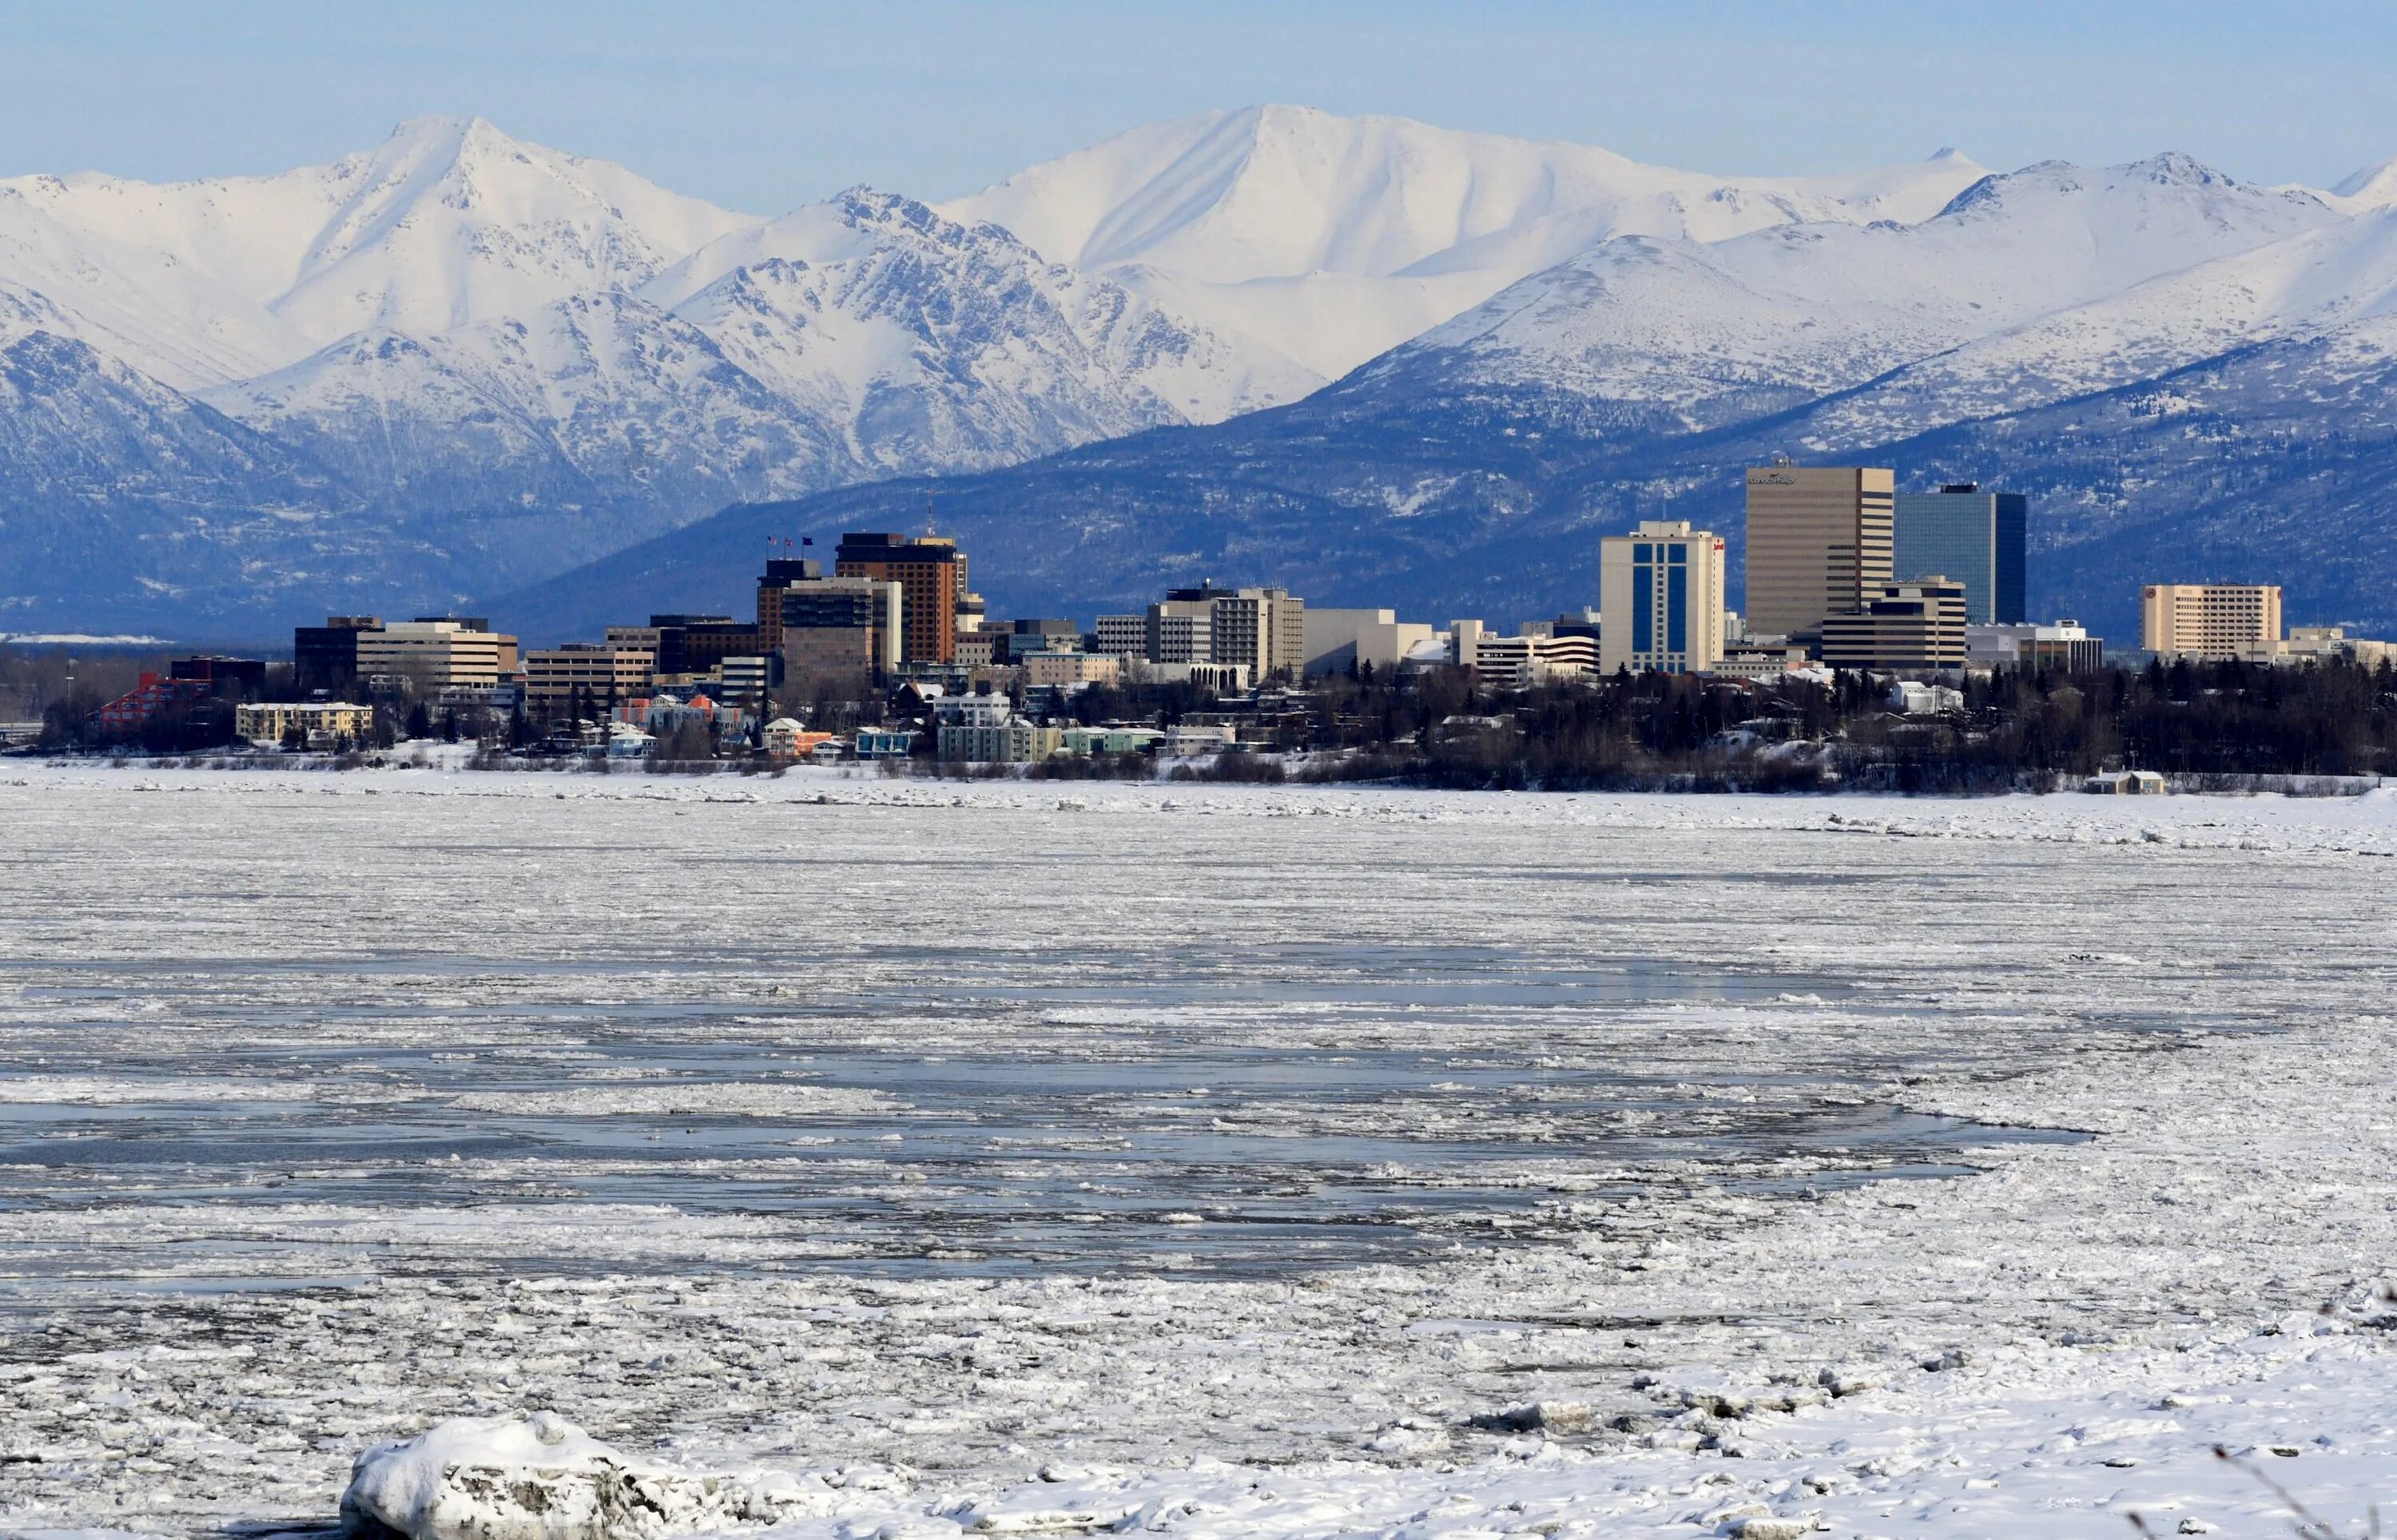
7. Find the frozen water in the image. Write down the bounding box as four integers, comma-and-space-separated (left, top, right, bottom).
2, 766, 2396, 1536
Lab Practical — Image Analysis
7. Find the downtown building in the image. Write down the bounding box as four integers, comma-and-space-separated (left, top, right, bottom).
1743, 462, 1894, 645
834, 533, 964, 664
1819, 578, 1969, 673
1893, 482, 2026, 625
2141, 584, 2283, 660
1597, 520, 1727, 675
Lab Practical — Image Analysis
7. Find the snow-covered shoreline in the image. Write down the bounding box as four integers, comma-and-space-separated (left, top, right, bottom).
3, 771, 2394, 1537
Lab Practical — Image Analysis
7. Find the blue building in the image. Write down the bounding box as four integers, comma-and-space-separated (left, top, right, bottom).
1892, 483, 2026, 625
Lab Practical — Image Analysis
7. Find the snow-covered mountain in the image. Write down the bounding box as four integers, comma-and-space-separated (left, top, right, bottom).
1375, 153, 2346, 427
941, 104, 1992, 382
8, 105, 2397, 637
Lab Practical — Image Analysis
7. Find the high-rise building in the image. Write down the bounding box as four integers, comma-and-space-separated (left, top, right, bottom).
834, 534, 961, 663
1894, 483, 2026, 625
1743, 462, 1895, 645
2141, 584, 2282, 659
779, 576, 902, 681
1154, 585, 1306, 680
1818, 578, 1968, 673
1598, 520, 1727, 675
756, 558, 821, 655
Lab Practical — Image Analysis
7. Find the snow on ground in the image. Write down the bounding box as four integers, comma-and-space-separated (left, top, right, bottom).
2, 765, 2395, 1537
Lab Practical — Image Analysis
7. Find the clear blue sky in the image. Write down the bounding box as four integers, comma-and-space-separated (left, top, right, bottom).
5, 0, 2391, 212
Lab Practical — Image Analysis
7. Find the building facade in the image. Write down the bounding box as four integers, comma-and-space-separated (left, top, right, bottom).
2141, 584, 2283, 659
779, 575, 902, 681
834, 533, 961, 663
1301, 608, 1437, 678
294, 616, 382, 693
235, 701, 375, 747
1743, 462, 1896, 645
1818, 578, 1968, 673
1598, 520, 1727, 675
1893, 483, 2027, 625
524, 645, 656, 716
353, 619, 516, 693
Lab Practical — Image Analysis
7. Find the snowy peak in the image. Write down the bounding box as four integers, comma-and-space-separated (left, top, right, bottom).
2332, 155, 2397, 210
940, 105, 1990, 380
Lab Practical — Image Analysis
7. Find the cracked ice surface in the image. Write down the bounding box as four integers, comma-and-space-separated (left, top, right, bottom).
2, 766, 2395, 1536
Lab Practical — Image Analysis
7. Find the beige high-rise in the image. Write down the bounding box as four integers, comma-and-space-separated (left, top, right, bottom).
2141, 584, 2281, 659
1743, 464, 1894, 643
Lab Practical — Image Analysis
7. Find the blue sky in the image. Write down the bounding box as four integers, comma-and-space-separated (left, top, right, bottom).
5, 1, 2392, 212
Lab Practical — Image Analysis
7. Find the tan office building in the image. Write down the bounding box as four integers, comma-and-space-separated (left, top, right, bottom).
2141, 584, 2282, 659
524, 645, 656, 716
353, 619, 517, 691
1743, 463, 1895, 644
1819, 578, 1968, 673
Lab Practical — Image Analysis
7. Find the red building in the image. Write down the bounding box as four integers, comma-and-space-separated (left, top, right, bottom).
93, 673, 212, 739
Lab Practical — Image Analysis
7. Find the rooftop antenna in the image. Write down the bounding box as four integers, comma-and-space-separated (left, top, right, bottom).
925, 490, 936, 537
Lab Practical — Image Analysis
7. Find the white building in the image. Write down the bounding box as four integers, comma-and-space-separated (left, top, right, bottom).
1598, 520, 1727, 675
1450, 621, 1594, 688
935, 694, 1063, 763
1302, 608, 1437, 678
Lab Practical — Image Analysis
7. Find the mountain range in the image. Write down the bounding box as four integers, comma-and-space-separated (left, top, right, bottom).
2, 106, 2395, 642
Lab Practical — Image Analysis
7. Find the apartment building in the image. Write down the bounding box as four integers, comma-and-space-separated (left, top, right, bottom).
236, 701, 375, 747
2141, 584, 2283, 659
1744, 462, 1895, 644
1598, 519, 1728, 675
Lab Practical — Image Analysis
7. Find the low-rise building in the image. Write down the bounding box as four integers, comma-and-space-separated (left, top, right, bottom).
1021, 650, 1120, 689
853, 727, 919, 759
1302, 608, 1437, 677
936, 694, 1062, 762
1966, 621, 2105, 673
2084, 769, 2168, 795
1819, 578, 1968, 673
1710, 640, 1809, 681
1890, 681, 1964, 715
763, 719, 836, 761
1451, 621, 1594, 687
525, 644, 656, 717
1060, 725, 1164, 756
236, 701, 375, 747
356, 618, 517, 693
93, 673, 213, 738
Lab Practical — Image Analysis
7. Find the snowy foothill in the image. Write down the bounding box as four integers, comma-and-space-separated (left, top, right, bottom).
2, 766, 2397, 1537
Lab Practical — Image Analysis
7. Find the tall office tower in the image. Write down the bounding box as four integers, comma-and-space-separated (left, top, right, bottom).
1893, 482, 2027, 625
834, 534, 962, 663
2141, 584, 2283, 659
1598, 520, 1728, 675
1743, 462, 1894, 645
756, 558, 821, 655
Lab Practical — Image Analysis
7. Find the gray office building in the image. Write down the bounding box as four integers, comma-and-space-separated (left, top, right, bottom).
1892, 483, 2025, 625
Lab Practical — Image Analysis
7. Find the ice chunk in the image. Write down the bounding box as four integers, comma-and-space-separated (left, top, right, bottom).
342, 1414, 810, 1540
